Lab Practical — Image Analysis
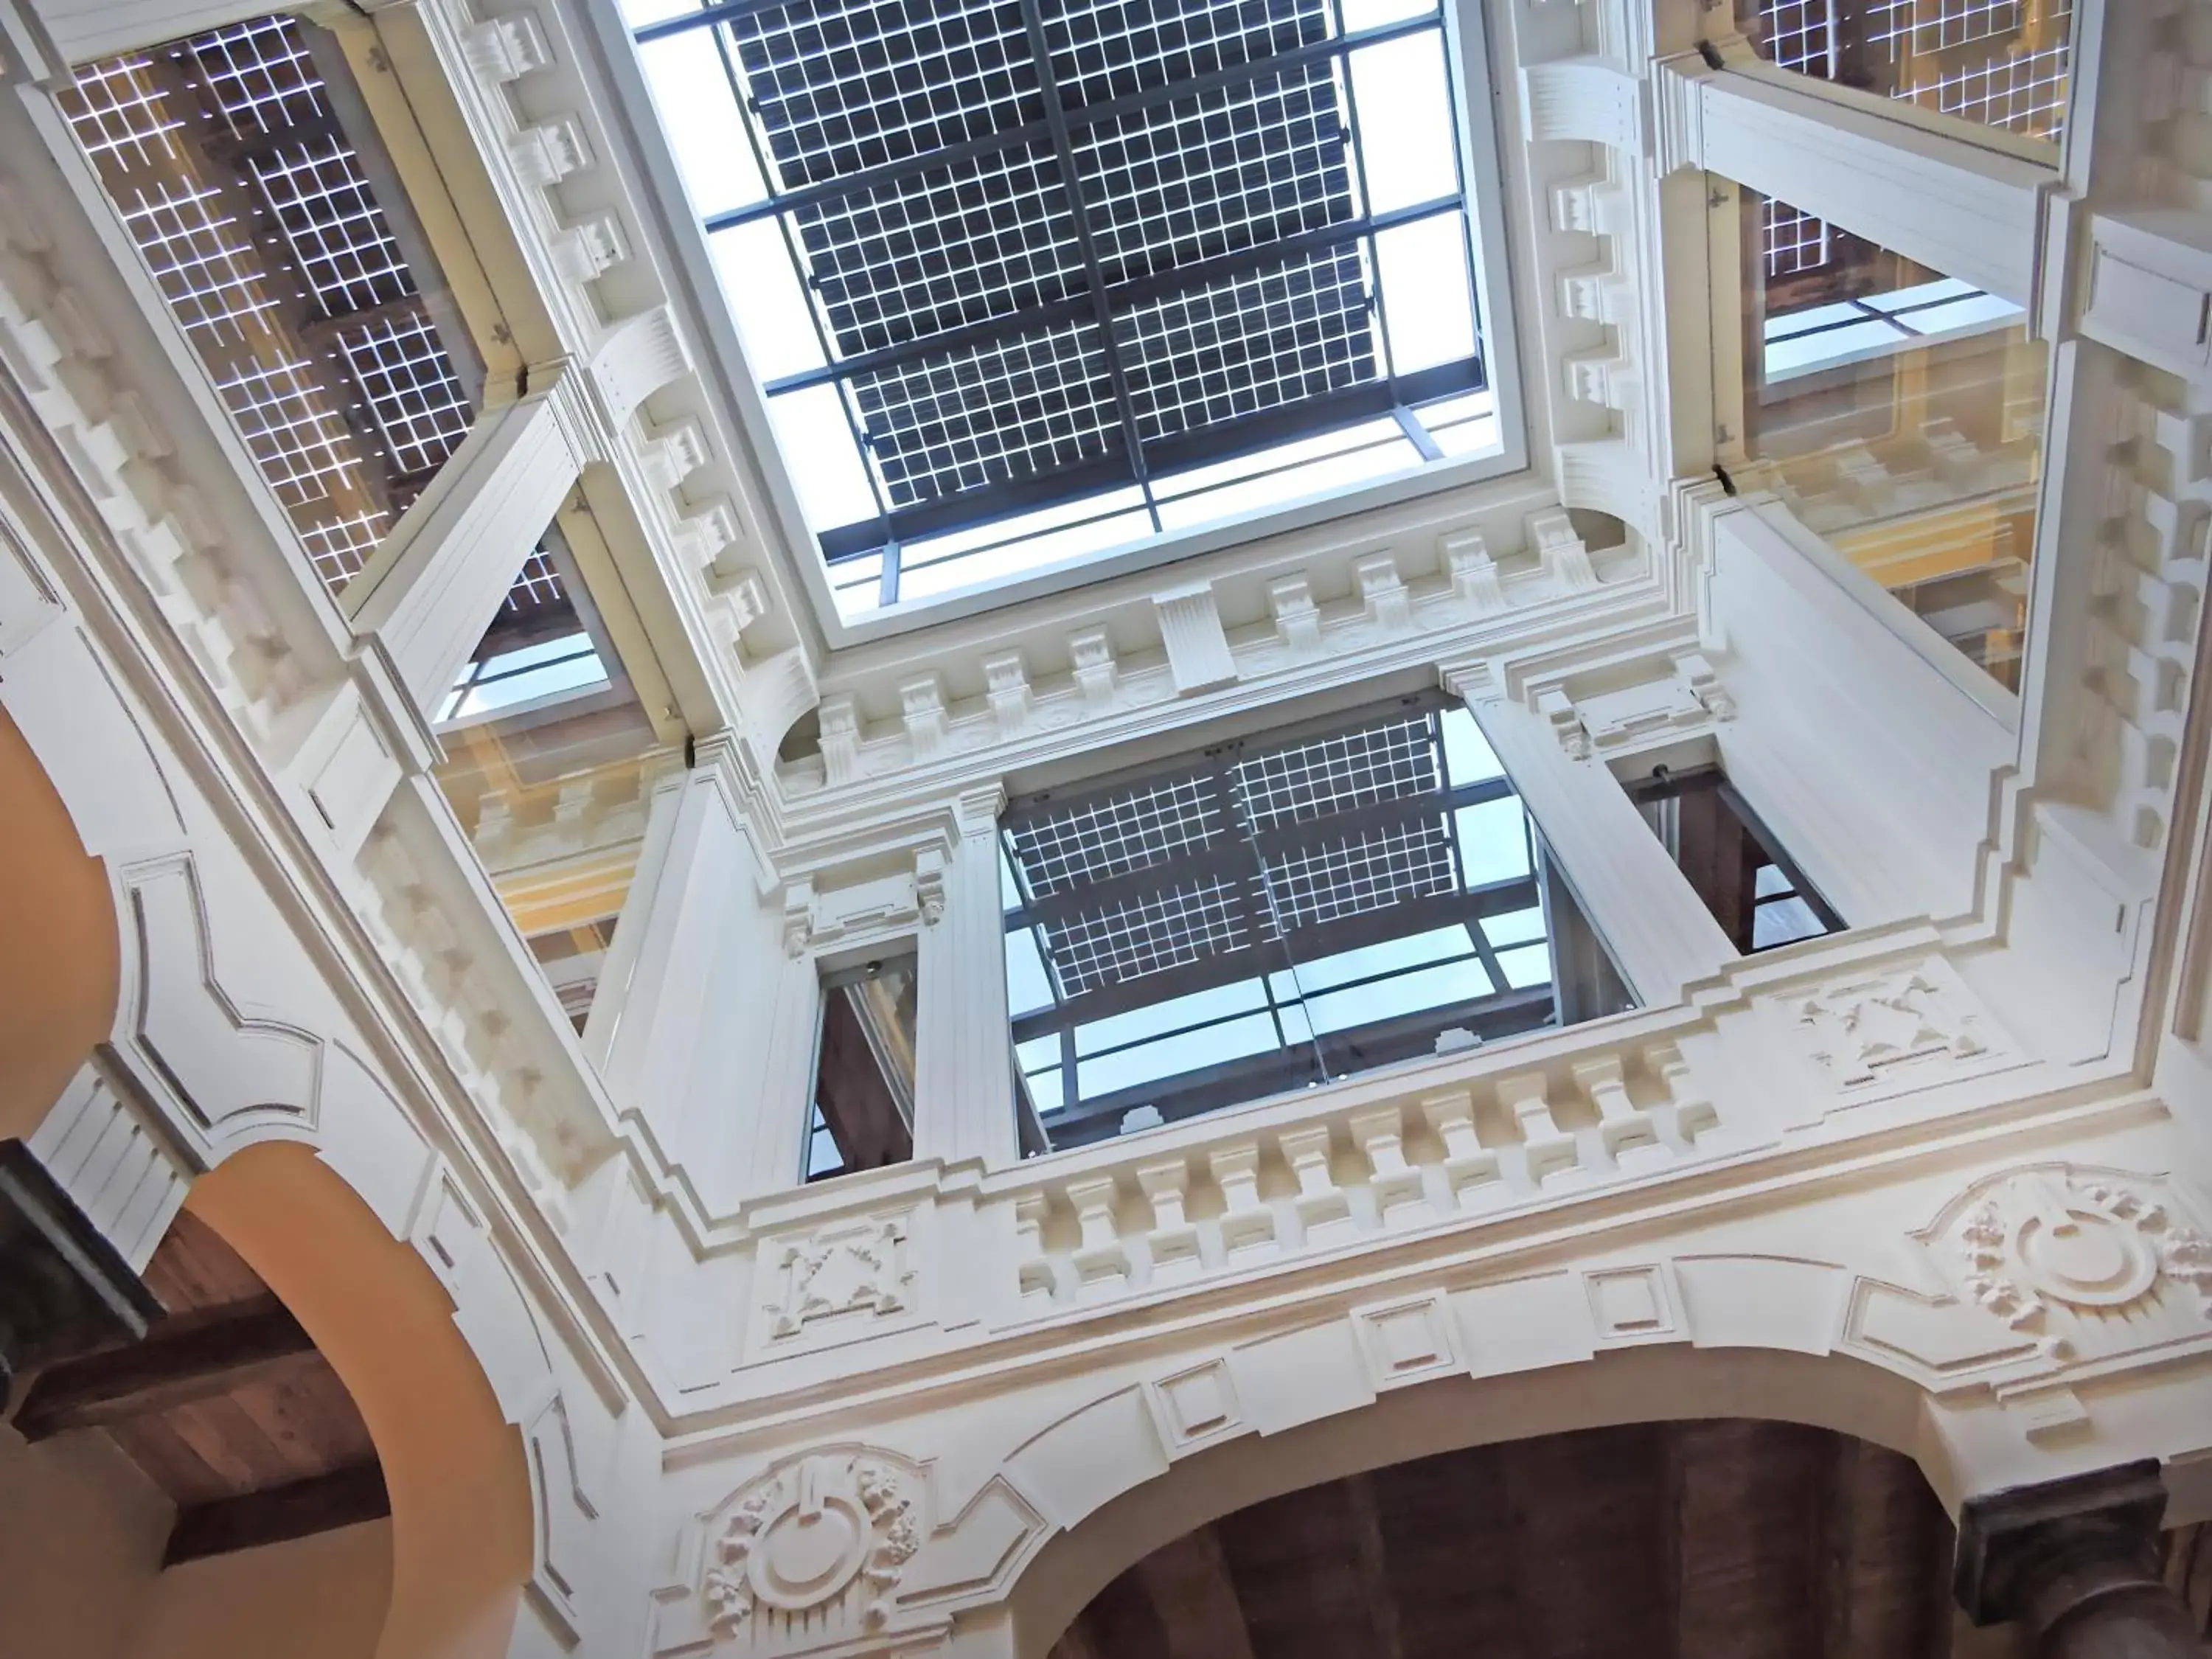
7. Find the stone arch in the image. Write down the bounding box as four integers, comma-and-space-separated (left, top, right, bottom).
1001, 1340, 1945, 1658
7, 604, 599, 1649
0, 706, 118, 1142
186, 1142, 538, 1659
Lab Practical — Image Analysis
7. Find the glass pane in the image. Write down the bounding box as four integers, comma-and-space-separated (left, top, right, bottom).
433, 530, 658, 1033
766, 386, 880, 531
1626, 765, 1843, 956
1375, 212, 1478, 374
1000, 697, 1635, 1154
1740, 192, 2045, 692
1736, 0, 2075, 144
1346, 33, 1459, 214
639, 35, 768, 220
805, 956, 919, 1183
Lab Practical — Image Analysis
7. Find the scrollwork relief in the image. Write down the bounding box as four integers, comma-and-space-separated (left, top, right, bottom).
702, 1451, 922, 1638
1787, 959, 2016, 1099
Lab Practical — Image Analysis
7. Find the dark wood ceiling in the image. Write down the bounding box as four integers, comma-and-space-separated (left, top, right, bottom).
1054, 1421, 2000, 1659
10, 1211, 385, 1563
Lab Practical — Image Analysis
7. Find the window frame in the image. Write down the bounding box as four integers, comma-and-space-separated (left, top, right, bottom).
589, 0, 1528, 643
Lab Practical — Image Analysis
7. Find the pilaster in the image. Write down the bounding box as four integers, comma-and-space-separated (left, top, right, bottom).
1443, 664, 1737, 1009
911, 785, 1015, 1168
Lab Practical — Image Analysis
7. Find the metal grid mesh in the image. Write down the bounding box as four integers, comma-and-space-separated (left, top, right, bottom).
852, 319, 1119, 505
62, 15, 512, 604
338, 310, 476, 479
678, 0, 1476, 554
114, 175, 285, 344
1044, 877, 1247, 995
1760, 0, 1837, 74
1236, 714, 1438, 829
66, 55, 186, 170
186, 16, 325, 139
504, 545, 568, 611
1763, 197, 1833, 277
795, 139, 1086, 355
248, 137, 413, 318
1867, 0, 2023, 53
1907, 40, 2071, 133
1113, 246, 1374, 442
1072, 62, 1353, 283
1261, 819, 1458, 931
1039, 0, 1325, 111
1009, 776, 1224, 897
297, 508, 392, 588
213, 355, 369, 508
727, 0, 1043, 188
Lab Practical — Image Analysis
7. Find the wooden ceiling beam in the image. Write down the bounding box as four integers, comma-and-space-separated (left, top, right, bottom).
1341, 1474, 1405, 1659
164, 1460, 389, 1565
1132, 1526, 1256, 1659
13, 1295, 318, 1440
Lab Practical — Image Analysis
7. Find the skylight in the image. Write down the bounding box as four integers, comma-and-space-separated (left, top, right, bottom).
627, 0, 1499, 612
999, 695, 1632, 1152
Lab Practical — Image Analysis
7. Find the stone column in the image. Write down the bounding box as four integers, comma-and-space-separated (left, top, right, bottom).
0, 1135, 163, 1410
342, 366, 587, 720
1955, 1463, 2203, 1658
1657, 57, 2053, 306
911, 785, 1016, 1169
1444, 664, 1738, 1009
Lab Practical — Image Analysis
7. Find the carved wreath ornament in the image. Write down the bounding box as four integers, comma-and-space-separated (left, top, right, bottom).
703, 1454, 920, 1637
1954, 1173, 2212, 1357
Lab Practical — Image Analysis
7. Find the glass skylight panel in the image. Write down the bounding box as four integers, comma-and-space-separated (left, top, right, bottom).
1001, 696, 1633, 1151
631, 0, 1493, 612
64, 16, 505, 601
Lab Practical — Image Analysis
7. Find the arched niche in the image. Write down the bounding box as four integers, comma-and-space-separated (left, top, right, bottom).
0, 707, 117, 1141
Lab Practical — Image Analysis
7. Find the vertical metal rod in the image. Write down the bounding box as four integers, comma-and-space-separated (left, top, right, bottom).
1015, 0, 1164, 534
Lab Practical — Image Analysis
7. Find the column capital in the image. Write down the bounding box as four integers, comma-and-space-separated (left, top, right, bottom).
1436, 658, 1500, 707
1955, 1462, 2200, 1654
953, 783, 1007, 837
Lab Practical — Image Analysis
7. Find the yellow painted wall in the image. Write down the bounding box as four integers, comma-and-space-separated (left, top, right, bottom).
0, 709, 117, 1142
0, 1427, 167, 1659
119, 1520, 392, 1659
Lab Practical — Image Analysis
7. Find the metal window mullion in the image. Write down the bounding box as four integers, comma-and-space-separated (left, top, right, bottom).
760, 195, 1465, 397
1015, 0, 1159, 529
715, 24, 899, 557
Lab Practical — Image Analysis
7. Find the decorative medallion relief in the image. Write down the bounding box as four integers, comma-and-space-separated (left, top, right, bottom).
1949, 1171, 2212, 1348
1907, 1166, 2212, 1377
1784, 959, 2020, 1102
761, 1217, 915, 1340
703, 1451, 922, 1640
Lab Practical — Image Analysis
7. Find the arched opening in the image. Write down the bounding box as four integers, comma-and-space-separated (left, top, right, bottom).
0, 708, 117, 1141
1, 1144, 534, 1659
1048, 1420, 1981, 1659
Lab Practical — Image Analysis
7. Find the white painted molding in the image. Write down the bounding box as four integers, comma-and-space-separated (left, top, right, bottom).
1152, 582, 1239, 693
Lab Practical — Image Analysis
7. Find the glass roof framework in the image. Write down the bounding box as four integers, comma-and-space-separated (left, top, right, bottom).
631, 0, 1491, 608
62, 16, 568, 621
1001, 696, 1632, 1151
